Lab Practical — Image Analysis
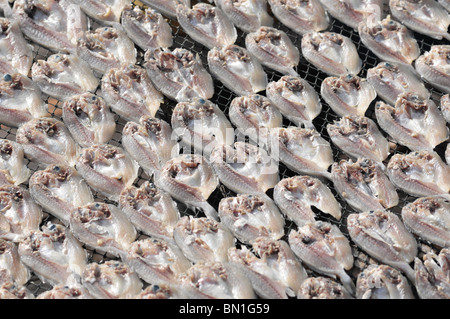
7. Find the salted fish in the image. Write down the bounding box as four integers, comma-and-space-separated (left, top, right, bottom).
140, 0, 191, 20
440, 94, 450, 124
36, 284, 92, 299
297, 277, 354, 299
414, 248, 450, 299
415, 45, 450, 94
0, 238, 29, 286
0, 281, 34, 299
0, 139, 31, 186
67, 0, 128, 24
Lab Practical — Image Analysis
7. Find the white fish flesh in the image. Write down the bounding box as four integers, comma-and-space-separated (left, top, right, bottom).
447, 143, 450, 165
101, 63, 163, 122
75, 144, 139, 201
273, 175, 342, 226
327, 115, 390, 163
36, 284, 93, 299
245, 26, 300, 76
31, 53, 99, 101
62, 93, 116, 148
440, 94, 450, 123
331, 158, 399, 212
415, 45, 450, 94
0, 185, 42, 243
15, 117, 78, 167
144, 48, 214, 102
301, 32, 362, 76
0, 139, 31, 186
0, 281, 34, 299
401, 196, 450, 248
390, 0, 450, 41
366, 61, 430, 106
439, 0, 450, 11
0, 238, 30, 286
134, 284, 184, 299
356, 264, 414, 299
414, 248, 450, 299
320, 74, 376, 117
214, 0, 273, 33
176, 3, 237, 50
173, 215, 235, 263
70, 202, 137, 258
0, 73, 48, 127
218, 194, 285, 244
297, 277, 353, 299
375, 94, 449, 152
207, 44, 267, 96
67, 0, 128, 24
266, 75, 322, 128
29, 164, 94, 226
140, 0, 191, 19
119, 181, 179, 242
268, 0, 328, 35
347, 210, 418, 282
288, 221, 355, 294
18, 222, 87, 286
157, 154, 219, 221
121, 5, 173, 51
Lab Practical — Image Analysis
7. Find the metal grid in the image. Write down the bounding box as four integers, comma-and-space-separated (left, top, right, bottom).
1, 0, 448, 298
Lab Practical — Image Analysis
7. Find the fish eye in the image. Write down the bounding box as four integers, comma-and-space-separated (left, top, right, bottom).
53, 165, 60, 172
199, 98, 206, 104
3, 74, 12, 82
49, 224, 56, 231
95, 203, 102, 209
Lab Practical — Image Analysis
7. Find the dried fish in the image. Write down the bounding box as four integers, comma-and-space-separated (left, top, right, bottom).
29, 164, 94, 226
36, 284, 93, 299
273, 175, 342, 226
441, 94, 450, 124
62, 93, 116, 148
356, 264, 414, 299
439, 0, 450, 11
414, 248, 450, 299
0, 140, 31, 186
0, 239, 29, 286
320, 74, 376, 117
447, 143, 450, 165
101, 63, 163, 122
207, 44, 267, 96
301, 32, 362, 77
347, 210, 418, 282
0, 281, 34, 299
297, 277, 353, 299
415, 45, 450, 94
135, 284, 184, 299
245, 26, 300, 76
140, 0, 190, 20
68, 0, 128, 24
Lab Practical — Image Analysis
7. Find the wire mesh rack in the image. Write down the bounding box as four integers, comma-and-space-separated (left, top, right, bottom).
1, 0, 449, 298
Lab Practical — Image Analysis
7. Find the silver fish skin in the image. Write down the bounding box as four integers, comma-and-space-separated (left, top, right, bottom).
62, 93, 116, 148
0, 281, 34, 299
214, 0, 273, 33
266, 75, 322, 128
70, 202, 137, 258
356, 264, 415, 299
273, 175, 342, 226
125, 238, 191, 287
173, 216, 235, 263
121, 5, 173, 51
268, 127, 334, 180
122, 116, 179, 179
172, 98, 233, 157
318, 0, 383, 30
229, 94, 283, 148
327, 115, 390, 164
440, 94, 450, 124
439, 0, 450, 11
387, 151, 450, 197
210, 142, 279, 198
301, 32, 362, 77
176, 3, 237, 50
288, 220, 355, 294
18, 222, 88, 286
347, 210, 418, 282
135, 284, 185, 299
36, 283, 93, 299
12, 0, 86, 53
178, 261, 256, 299
218, 194, 285, 245
81, 260, 142, 299
320, 74, 376, 117
0, 73, 48, 128
119, 181, 179, 243
228, 237, 308, 299
77, 25, 137, 75
31, 54, 99, 101
0, 239, 30, 286
375, 95, 449, 152
390, 0, 450, 41
29, 164, 94, 226
67, 0, 128, 24
331, 158, 399, 213
415, 45, 450, 94
0, 139, 31, 186
15, 117, 78, 167
140, 0, 190, 19
268, 0, 328, 35
101, 63, 163, 122
414, 248, 450, 299
366, 61, 430, 106
297, 277, 354, 299
207, 44, 267, 96
75, 144, 139, 201
358, 15, 420, 66
144, 48, 214, 102
0, 185, 42, 243
401, 196, 450, 248
447, 143, 450, 165
156, 154, 219, 221
245, 26, 300, 76
0, 18, 33, 76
